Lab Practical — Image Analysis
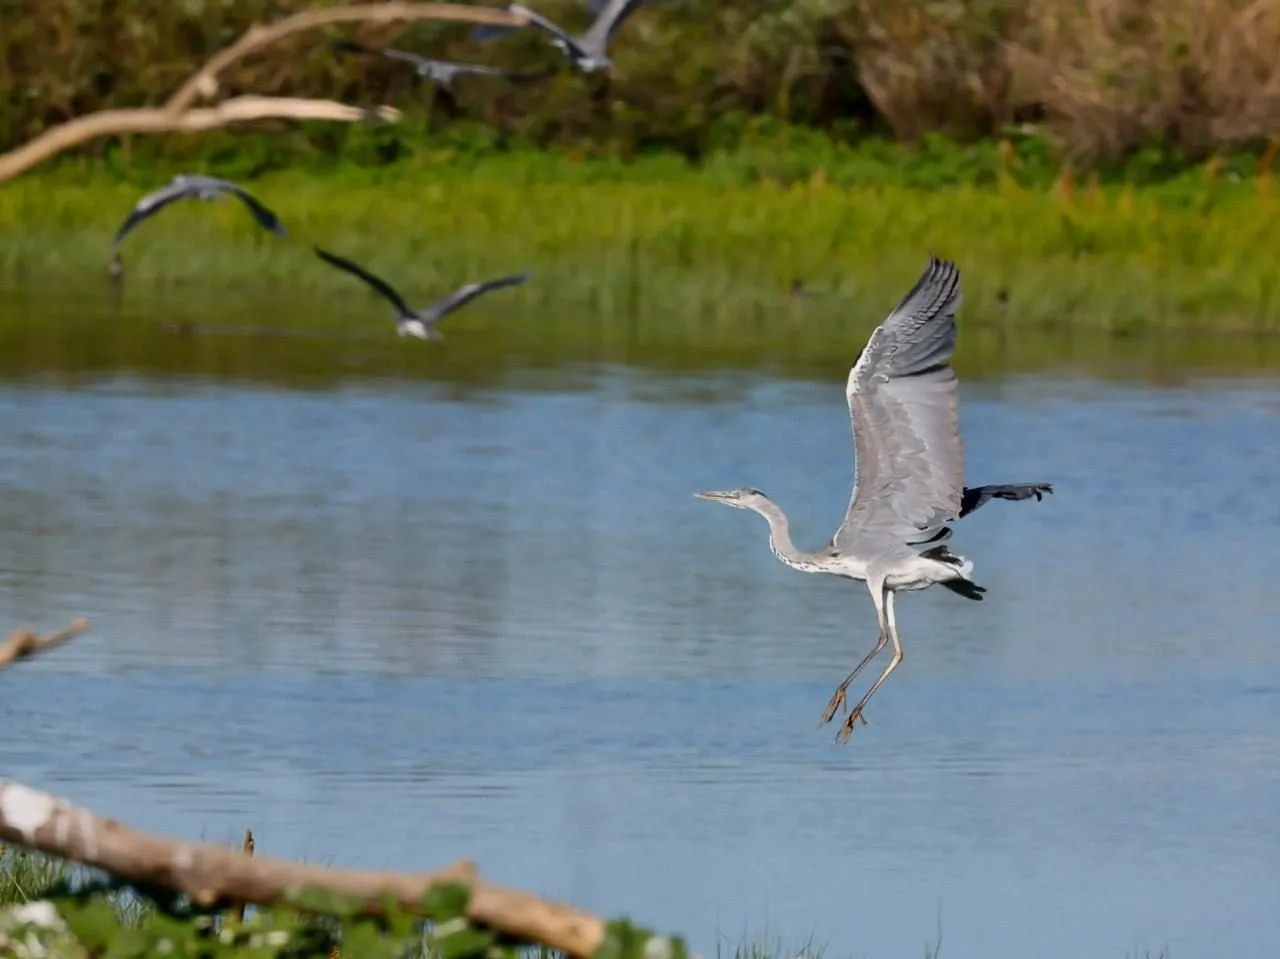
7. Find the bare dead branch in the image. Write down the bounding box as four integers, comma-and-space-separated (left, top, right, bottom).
0, 97, 400, 184
165, 2, 531, 114
0, 3, 530, 185
0, 779, 608, 957
0, 619, 90, 673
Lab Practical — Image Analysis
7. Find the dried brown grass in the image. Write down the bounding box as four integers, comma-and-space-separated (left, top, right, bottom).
1005, 0, 1280, 161
832, 0, 1026, 141
829, 0, 1280, 162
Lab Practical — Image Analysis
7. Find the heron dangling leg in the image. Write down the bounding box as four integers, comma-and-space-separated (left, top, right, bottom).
818, 627, 887, 727
836, 589, 904, 744
819, 575, 889, 729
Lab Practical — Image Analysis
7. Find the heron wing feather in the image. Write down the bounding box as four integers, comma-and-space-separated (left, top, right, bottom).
509, 3, 584, 55
830, 256, 966, 554
218, 182, 285, 235
111, 180, 195, 245
581, 0, 644, 50
313, 247, 414, 317
428, 272, 530, 321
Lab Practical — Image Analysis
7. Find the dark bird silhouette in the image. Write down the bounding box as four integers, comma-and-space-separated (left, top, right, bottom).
331, 39, 549, 88
313, 246, 530, 341
111, 174, 286, 248
497, 0, 650, 73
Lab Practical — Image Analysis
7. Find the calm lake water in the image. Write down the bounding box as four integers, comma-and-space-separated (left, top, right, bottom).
2, 282, 1279, 959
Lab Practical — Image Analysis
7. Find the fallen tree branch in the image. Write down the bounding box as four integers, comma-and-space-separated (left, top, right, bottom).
166, 2, 531, 114
0, 96, 400, 184
0, 2, 529, 185
0, 778, 608, 957
0, 618, 90, 673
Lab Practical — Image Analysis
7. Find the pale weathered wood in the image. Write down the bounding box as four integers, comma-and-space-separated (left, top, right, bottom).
0, 779, 608, 957
0, 99, 399, 184
166, 2, 530, 114
0, 2, 530, 185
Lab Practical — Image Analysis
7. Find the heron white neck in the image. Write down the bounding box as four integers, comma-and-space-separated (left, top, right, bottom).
749, 500, 827, 574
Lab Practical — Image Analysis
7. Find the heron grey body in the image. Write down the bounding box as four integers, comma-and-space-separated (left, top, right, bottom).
695, 256, 1052, 742
331, 40, 539, 88
111, 174, 285, 247
505, 0, 648, 72
312, 246, 530, 341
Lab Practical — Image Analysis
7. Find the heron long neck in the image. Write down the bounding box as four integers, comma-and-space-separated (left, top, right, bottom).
749, 499, 825, 573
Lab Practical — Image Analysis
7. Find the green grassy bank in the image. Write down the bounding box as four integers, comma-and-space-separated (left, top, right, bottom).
4, 145, 1280, 336
0, 847, 1171, 959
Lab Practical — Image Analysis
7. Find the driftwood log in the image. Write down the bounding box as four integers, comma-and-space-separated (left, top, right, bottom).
0, 620, 623, 957
0, 782, 608, 956
0, 2, 530, 184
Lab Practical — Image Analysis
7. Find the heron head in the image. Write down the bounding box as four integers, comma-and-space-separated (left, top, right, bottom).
693, 487, 769, 511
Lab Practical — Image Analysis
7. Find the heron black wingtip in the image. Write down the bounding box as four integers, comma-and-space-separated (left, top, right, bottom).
942, 579, 987, 601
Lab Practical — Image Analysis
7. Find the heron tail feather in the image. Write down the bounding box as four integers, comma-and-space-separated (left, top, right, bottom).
940, 578, 987, 601
920, 545, 985, 601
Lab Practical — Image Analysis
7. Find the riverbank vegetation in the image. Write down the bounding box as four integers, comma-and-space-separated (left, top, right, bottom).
4, 0, 1280, 173
4, 844, 816, 959
4, 141, 1280, 335
4, 1, 1280, 333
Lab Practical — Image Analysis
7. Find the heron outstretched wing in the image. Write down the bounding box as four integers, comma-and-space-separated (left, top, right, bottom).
508, 3, 587, 56
111, 180, 198, 246
371, 46, 436, 70
829, 256, 966, 554
581, 0, 646, 52
432, 60, 514, 78
335, 40, 440, 73
333, 42, 517, 82
313, 247, 415, 318
209, 179, 286, 236
426, 272, 531, 322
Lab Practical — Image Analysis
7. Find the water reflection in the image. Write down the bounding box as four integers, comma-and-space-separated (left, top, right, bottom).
4, 282, 1280, 393
1, 283, 1278, 959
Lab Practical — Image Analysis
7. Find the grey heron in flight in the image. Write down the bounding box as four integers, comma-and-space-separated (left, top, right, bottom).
330, 40, 547, 88
500, 0, 650, 73
695, 256, 1052, 743
313, 246, 530, 341
112, 174, 286, 248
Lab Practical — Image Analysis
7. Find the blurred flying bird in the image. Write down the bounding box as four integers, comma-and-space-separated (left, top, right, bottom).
330, 39, 549, 88
313, 246, 530, 341
111, 174, 286, 248
496, 0, 650, 72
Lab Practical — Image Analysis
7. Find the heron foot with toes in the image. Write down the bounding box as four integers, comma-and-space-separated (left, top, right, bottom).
819, 687, 848, 725
835, 707, 868, 744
